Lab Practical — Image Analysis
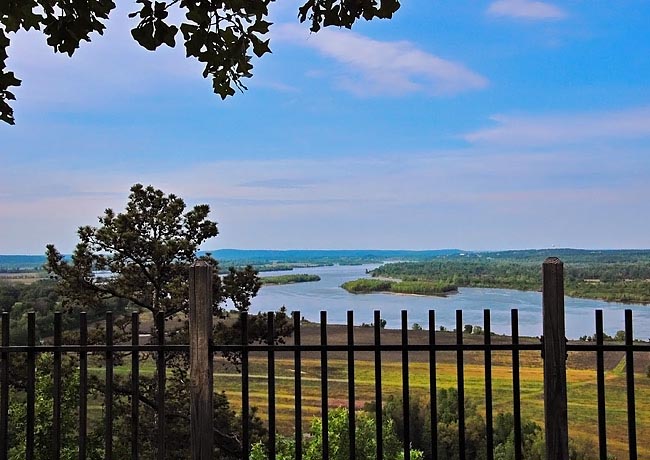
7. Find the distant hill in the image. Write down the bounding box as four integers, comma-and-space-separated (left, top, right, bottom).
445, 248, 650, 264
0, 255, 47, 271
4, 248, 650, 272
202, 249, 462, 265
1, 250, 462, 271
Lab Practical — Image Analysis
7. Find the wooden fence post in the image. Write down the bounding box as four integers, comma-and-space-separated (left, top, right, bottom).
189, 261, 214, 460
542, 257, 569, 460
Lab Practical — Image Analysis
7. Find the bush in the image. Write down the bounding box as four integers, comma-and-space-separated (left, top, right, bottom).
251, 408, 423, 460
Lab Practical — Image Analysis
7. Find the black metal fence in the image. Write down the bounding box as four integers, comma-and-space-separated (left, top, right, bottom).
0, 258, 648, 460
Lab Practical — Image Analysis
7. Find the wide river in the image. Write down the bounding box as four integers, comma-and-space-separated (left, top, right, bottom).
249, 264, 650, 339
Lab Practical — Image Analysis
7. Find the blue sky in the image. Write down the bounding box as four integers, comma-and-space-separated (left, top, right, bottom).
2, 0, 650, 253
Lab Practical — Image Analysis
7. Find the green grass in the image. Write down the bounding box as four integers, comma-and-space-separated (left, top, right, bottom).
87, 346, 649, 460
98, 355, 648, 459
212, 357, 649, 460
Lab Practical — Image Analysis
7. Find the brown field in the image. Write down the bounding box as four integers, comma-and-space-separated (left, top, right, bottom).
0, 272, 48, 284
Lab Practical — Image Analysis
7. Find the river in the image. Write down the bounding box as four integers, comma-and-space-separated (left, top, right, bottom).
248, 264, 650, 339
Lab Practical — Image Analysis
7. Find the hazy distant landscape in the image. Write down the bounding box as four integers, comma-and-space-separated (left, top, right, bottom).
6, 248, 650, 304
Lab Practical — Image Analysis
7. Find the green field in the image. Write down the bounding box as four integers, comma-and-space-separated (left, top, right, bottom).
210, 356, 649, 459
91, 353, 648, 459
81, 323, 650, 460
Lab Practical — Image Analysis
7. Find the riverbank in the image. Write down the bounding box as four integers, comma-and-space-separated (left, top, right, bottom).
372, 258, 650, 305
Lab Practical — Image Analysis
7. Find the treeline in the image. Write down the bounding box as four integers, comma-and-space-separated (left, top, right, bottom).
0, 280, 127, 343
341, 278, 457, 296
372, 257, 650, 304
260, 274, 321, 285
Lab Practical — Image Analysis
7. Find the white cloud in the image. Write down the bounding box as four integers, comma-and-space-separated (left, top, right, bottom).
273, 24, 488, 97
487, 0, 567, 20
465, 107, 650, 147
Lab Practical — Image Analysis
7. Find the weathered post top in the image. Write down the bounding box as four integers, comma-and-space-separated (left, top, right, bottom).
191, 260, 211, 268
543, 256, 563, 265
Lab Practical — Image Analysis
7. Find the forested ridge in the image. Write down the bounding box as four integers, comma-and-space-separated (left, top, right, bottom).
372, 250, 650, 304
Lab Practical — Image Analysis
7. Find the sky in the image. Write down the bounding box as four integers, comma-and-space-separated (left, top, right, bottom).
2, 0, 650, 254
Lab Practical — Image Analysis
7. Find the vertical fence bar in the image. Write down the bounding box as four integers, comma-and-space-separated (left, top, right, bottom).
26, 312, 35, 460
320, 311, 328, 460
542, 257, 569, 460
401, 311, 411, 460
429, 310, 438, 460
511, 309, 522, 460
79, 312, 87, 460
625, 309, 637, 460
53, 312, 62, 459
595, 310, 607, 460
241, 312, 250, 460
268, 312, 276, 460
374, 310, 383, 460
189, 261, 214, 460
293, 312, 303, 460
0, 312, 9, 460
131, 312, 140, 460
456, 310, 466, 460
156, 312, 165, 460
105, 311, 113, 460
484, 310, 493, 460
347, 311, 356, 459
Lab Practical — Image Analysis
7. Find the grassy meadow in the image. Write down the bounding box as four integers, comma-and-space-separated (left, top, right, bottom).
85, 323, 650, 459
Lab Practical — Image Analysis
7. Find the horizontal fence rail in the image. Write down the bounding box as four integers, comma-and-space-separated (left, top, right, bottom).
0, 261, 648, 460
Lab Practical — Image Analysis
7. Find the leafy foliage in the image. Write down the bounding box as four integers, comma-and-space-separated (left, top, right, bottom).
45, 183, 258, 319
0, 279, 128, 344
341, 278, 457, 296
8, 354, 104, 460
0, 0, 115, 124
40, 183, 292, 458
374, 390, 608, 460
260, 273, 321, 284
251, 407, 422, 460
1, 0, 402, 124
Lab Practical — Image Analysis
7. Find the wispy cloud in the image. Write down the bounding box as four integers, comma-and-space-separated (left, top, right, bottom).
273, 24, 488, 97
487, 0, 567, 20
4, 149, 649, 253
465, 107, 650, 147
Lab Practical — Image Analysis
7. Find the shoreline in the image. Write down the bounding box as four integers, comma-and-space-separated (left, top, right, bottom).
345, 288, 459, 298
365, 274, 650, 306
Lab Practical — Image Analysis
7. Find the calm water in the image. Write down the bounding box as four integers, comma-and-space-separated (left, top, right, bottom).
249, 264, 650, 339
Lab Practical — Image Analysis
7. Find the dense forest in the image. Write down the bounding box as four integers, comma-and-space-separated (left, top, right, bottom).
260, 274, 321, 285
341, 278, 457, 296
372, 250, 650, 303
0, 280, 128, 343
